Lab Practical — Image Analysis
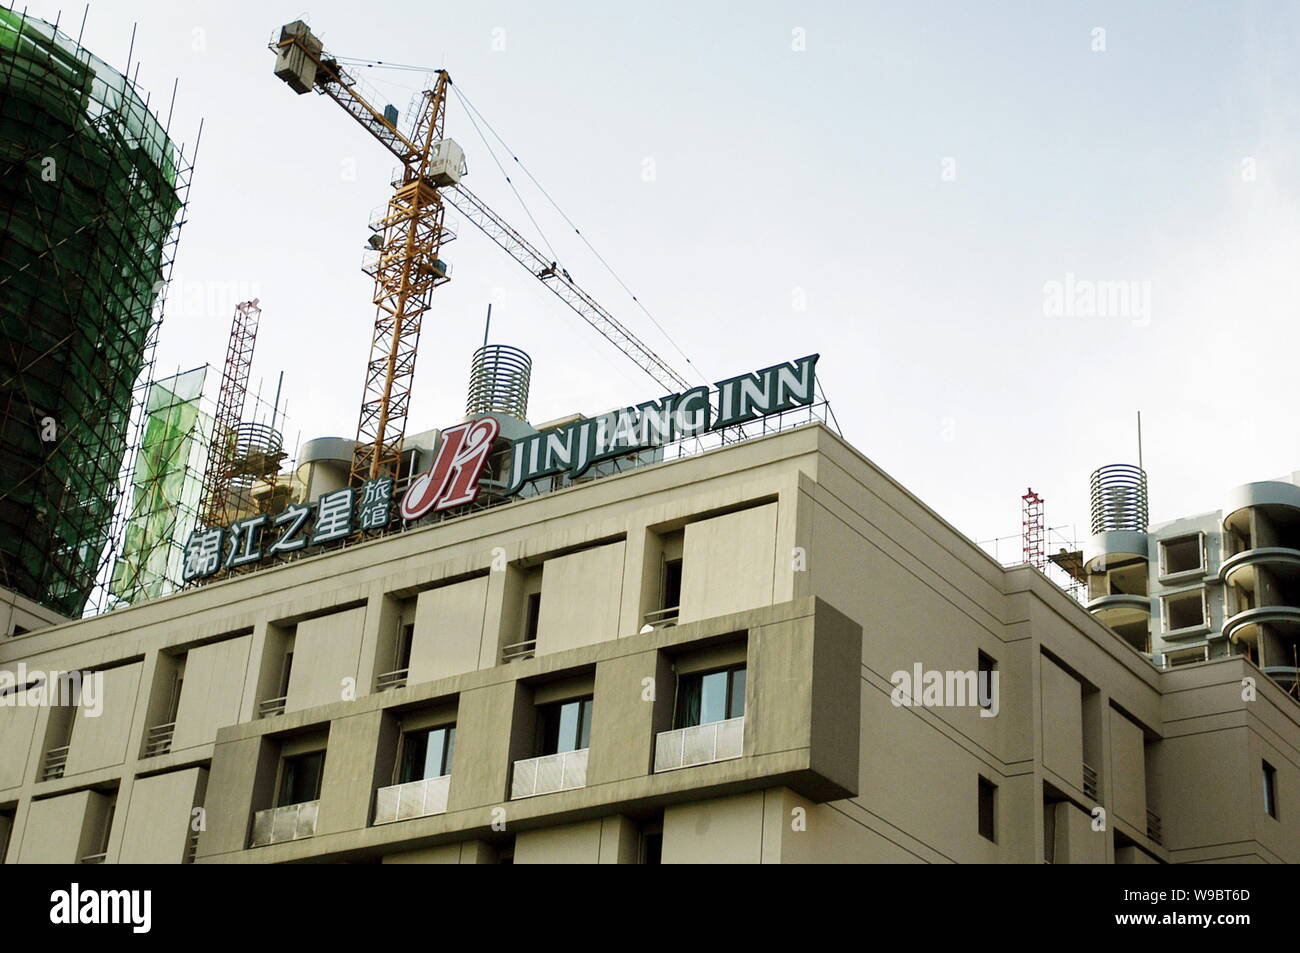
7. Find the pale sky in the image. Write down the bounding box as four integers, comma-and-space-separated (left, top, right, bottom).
19, 0, 1300, 558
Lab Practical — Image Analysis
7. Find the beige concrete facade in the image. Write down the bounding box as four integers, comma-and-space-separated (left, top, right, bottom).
0, 424, 1296, 863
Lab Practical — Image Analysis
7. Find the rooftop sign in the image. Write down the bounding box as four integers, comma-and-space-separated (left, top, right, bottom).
501, 354, 820, 494
182, 354, 819, 584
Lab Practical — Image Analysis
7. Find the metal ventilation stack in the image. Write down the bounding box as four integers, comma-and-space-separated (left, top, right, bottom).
1084, 464, 1153, 654
1090, 464, 1150, 535
461, 344, 535, 497
466, 344, 532, 422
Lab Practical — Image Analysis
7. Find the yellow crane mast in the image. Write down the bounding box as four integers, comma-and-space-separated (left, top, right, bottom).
273, 21, 462, 485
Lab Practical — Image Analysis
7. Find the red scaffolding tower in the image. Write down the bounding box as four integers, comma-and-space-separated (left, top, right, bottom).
1022, 488, 1046, 572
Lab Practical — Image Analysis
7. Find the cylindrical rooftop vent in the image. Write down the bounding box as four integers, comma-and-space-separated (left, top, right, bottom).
466, 344, 531, 420
1089, 464, 1149, 535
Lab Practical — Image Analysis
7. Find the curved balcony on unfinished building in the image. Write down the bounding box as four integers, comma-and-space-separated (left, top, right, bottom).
1083, 530, 1152, 655
1221, 481, 1300, 690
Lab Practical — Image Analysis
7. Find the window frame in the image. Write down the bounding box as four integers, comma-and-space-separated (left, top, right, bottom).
673, 664, 747, 729
536, 696, 594, 755
661, 557, 683, 614
394, 622, 415, 672
523, 592, 542, 643
398, 724, 456, 784
278, 749, 327, 806
1161, 587, 1209, 635
977, 651, 997, 711
978, 776, 997, 843
1158, 532, 1206, 581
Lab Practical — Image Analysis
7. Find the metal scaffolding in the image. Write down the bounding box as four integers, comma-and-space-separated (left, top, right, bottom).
1022, 488, 1046, 572
198, 300, 261, 528
0, 10, 195, 617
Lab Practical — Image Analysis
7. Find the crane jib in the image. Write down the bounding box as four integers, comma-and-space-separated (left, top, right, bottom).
271, 19, 693, 403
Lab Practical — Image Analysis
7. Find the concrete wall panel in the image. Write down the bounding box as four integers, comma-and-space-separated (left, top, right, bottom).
286, 607, 367, 713
536, 542, 625, 654
172, 636, 251, 750
409, 577, 489, 684
680, 505, 777, 624
16, 789, 108, 863
1110, 709, 1147, 829
65, 663, 142, 775
119, 767, 206, 863
1041, 656, 1084, 789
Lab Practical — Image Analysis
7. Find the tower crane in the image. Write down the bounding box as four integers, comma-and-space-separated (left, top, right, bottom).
270, 21, 690, 489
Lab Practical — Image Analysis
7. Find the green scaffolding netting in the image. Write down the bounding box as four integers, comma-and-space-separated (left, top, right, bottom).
0, 9, 188, 616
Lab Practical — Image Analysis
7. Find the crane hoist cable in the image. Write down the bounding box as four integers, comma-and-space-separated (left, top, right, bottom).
325, 51, 706, 389
454, 92, 561, 265
449, 84, 708, 388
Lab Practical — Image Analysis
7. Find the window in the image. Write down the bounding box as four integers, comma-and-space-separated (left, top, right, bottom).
1263, 761, 1278, 819
675, 665, 746, 728
165, 670, 184, 723
978, 651, 997, 711
278, 651, 295, 697
662, 558, 683, 613
524, 592, 542, 643
0, 809, 13, 863
537, 697, 593, 754
641, 832, 663, 864
279, 750, 326, 806
1042, 796, 1059, 863
399, 725, 455, 783
978, 776, 997, 842
395, 623, 415, 672
97, 803, 115, 855
1160, 534, 1204, 577
82, 796, 116, 863
496, 836, 515, 864
1163, 589, 1206, 632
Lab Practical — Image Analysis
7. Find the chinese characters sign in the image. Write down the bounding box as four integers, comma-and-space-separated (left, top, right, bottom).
182, 477, 394, 582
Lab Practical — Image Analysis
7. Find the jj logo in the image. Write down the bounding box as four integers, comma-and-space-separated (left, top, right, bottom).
400, 417, 500, 521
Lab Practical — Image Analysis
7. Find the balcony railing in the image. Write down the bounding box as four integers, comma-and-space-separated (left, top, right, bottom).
1146, 808, 1163, 845
654, 716, 745, 773
1082, 762, 1099, 800
373, 774, 451, 824
79, 852, 107, 864
185, 829, 200, 864
258, 696, 287, 719
250, 800, 319, 847
144, 722, 175, 758
376, 668, 409, 692
501, 639, 536, 663
642, 606, 680, 631
511, 748, 588, 799
41, 745, 69, 781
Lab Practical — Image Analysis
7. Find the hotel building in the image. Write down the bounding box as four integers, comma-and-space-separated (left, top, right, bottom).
1, 404, 1296, 864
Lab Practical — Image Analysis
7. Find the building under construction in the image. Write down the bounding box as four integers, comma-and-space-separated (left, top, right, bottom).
0, 9, 193, 619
